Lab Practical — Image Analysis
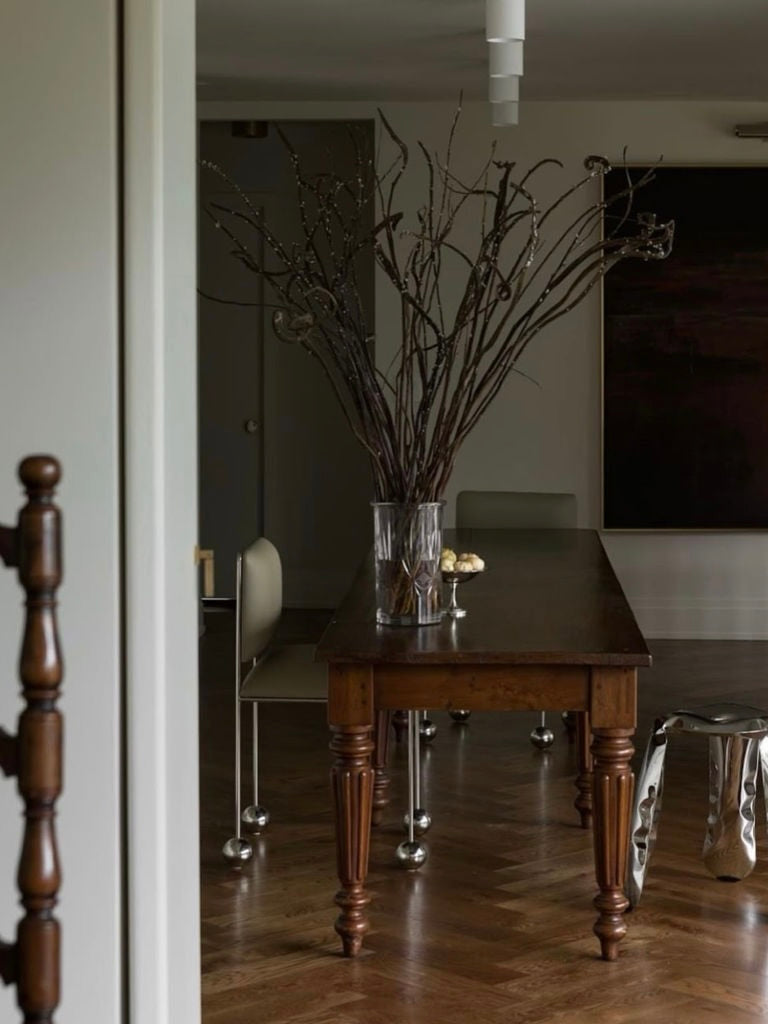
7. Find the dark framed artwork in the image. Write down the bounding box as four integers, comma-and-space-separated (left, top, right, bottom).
602, 166, 768, 529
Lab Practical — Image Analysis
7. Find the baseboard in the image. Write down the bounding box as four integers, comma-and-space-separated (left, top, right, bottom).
629, 597, 768, 640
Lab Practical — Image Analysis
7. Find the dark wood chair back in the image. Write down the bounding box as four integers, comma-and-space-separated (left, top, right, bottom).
0, 455, 62, 1023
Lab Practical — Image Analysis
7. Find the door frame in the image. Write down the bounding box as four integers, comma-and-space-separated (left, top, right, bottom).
123, 0, 201, 1020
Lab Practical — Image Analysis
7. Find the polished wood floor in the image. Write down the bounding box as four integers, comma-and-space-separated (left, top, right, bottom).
200, 613, 768, 1022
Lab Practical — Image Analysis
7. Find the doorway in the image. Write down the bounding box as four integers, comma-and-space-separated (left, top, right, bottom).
197, 119, 374, 604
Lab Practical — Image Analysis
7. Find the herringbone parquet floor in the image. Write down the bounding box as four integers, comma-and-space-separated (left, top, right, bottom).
200, 613, 768, 1023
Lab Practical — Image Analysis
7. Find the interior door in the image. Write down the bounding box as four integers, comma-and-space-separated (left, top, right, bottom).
197, 119, 374, 608
198, 186, 264, 597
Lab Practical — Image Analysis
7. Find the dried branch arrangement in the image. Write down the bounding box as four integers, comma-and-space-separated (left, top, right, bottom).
202, 110, 673, 504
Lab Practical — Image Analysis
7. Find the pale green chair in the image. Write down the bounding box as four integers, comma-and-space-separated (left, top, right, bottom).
222, 537, 327, 863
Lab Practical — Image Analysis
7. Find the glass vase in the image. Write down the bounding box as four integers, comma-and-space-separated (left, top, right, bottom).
372, 501, 443, 626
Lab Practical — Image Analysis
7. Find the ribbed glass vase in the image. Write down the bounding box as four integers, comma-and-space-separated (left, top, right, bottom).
372, 501, 443, 626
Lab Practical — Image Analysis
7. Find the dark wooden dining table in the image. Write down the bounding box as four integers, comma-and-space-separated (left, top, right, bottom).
316, 528, 651, 962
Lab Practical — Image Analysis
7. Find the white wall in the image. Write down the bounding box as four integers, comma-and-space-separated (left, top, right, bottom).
0, 2, 122, 1019
200, 99, 768, 640
124, 0, 200, 1019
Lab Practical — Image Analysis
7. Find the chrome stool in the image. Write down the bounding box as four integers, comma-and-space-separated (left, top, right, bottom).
627, 702, 768, 907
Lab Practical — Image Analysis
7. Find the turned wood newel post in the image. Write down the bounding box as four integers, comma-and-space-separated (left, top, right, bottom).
8, 456, 63, 1022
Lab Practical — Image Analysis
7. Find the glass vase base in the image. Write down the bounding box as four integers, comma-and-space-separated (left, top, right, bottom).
376, 608, 442, 627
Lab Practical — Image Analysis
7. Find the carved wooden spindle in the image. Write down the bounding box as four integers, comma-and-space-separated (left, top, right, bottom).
391, 709, 408, 743
371, 709, 391, 826
574, 710, 593, 829
0, 456, 63, 1022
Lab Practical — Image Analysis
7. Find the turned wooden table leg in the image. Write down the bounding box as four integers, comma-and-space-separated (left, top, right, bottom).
574, 710, 593, 829
392, 709, 408, 743
372, 710, 391, 827
329, 665, 374, 957
590, 667, 636, 962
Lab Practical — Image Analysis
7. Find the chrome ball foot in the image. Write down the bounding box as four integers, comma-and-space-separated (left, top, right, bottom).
450, 709, 471, 722
395, 839, 429, 870
242, 804, 270, 832
222, 837, 253, 863
403, 808, 432, 836
530, 725, 555, 750
420, 717, 437, 742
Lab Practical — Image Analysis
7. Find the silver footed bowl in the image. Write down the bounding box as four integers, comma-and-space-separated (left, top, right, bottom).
440, 569, 480, 585
441, 568, 483, 619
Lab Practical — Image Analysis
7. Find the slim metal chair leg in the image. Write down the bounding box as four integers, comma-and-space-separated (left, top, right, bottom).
243, 701, 270, 832
396, 711, 428, 868
224, 552, 253, 862
449, 709, 471, 722
420, 708, 437, 742
223, 694, 253, 862
403, 708, 432, 837
530, 709, 554, 749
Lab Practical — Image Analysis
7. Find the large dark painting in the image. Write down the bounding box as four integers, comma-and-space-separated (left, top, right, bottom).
603, 167, 768, 529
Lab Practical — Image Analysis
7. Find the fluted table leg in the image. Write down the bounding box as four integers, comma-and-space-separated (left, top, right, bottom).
590, 667, 636, 961
329, 665, 374, 957
574, 710, 593, 829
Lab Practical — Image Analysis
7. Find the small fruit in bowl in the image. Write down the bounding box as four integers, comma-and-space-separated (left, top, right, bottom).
441, 549, 485, 574
458, 553, 486, 572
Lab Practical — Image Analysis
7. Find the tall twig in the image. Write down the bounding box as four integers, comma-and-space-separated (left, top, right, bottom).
201, 113, 674, 503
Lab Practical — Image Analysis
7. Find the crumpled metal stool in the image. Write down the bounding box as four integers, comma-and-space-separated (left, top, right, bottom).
627, 702, 768, 908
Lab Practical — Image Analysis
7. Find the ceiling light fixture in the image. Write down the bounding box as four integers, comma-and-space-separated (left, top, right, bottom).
489, 75, 519, 104
491, 102, 519, 127
486, 2, 525, 128
486, 0, 525, 43
489, 40, 524, 77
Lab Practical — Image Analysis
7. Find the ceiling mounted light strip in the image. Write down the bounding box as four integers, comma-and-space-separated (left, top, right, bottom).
486, 0, 525, 42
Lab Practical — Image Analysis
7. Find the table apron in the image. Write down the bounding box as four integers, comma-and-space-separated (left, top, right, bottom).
370, 663, 589, 712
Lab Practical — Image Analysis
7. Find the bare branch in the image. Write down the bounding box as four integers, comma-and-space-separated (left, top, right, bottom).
200, 111, 673, 504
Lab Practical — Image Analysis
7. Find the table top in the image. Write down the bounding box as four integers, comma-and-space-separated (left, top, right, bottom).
316, 528, 651, 668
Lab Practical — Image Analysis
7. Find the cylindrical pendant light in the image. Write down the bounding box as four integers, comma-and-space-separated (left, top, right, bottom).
489, 40, 524, 77
489, 75, 519, 103
486, 0, 525, 42
491, 101, 519, 127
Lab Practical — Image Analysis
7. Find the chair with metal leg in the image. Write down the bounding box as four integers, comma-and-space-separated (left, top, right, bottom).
454, 490, 578, 747
627, 703, 768, 907
396, 711, 431, 869
222, 537, 328, 863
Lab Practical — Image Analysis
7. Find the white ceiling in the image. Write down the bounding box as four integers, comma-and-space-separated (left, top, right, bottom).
197, 0, 768, 102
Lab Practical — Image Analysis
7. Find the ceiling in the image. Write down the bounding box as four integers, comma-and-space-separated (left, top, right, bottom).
197, 0, 768, 103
